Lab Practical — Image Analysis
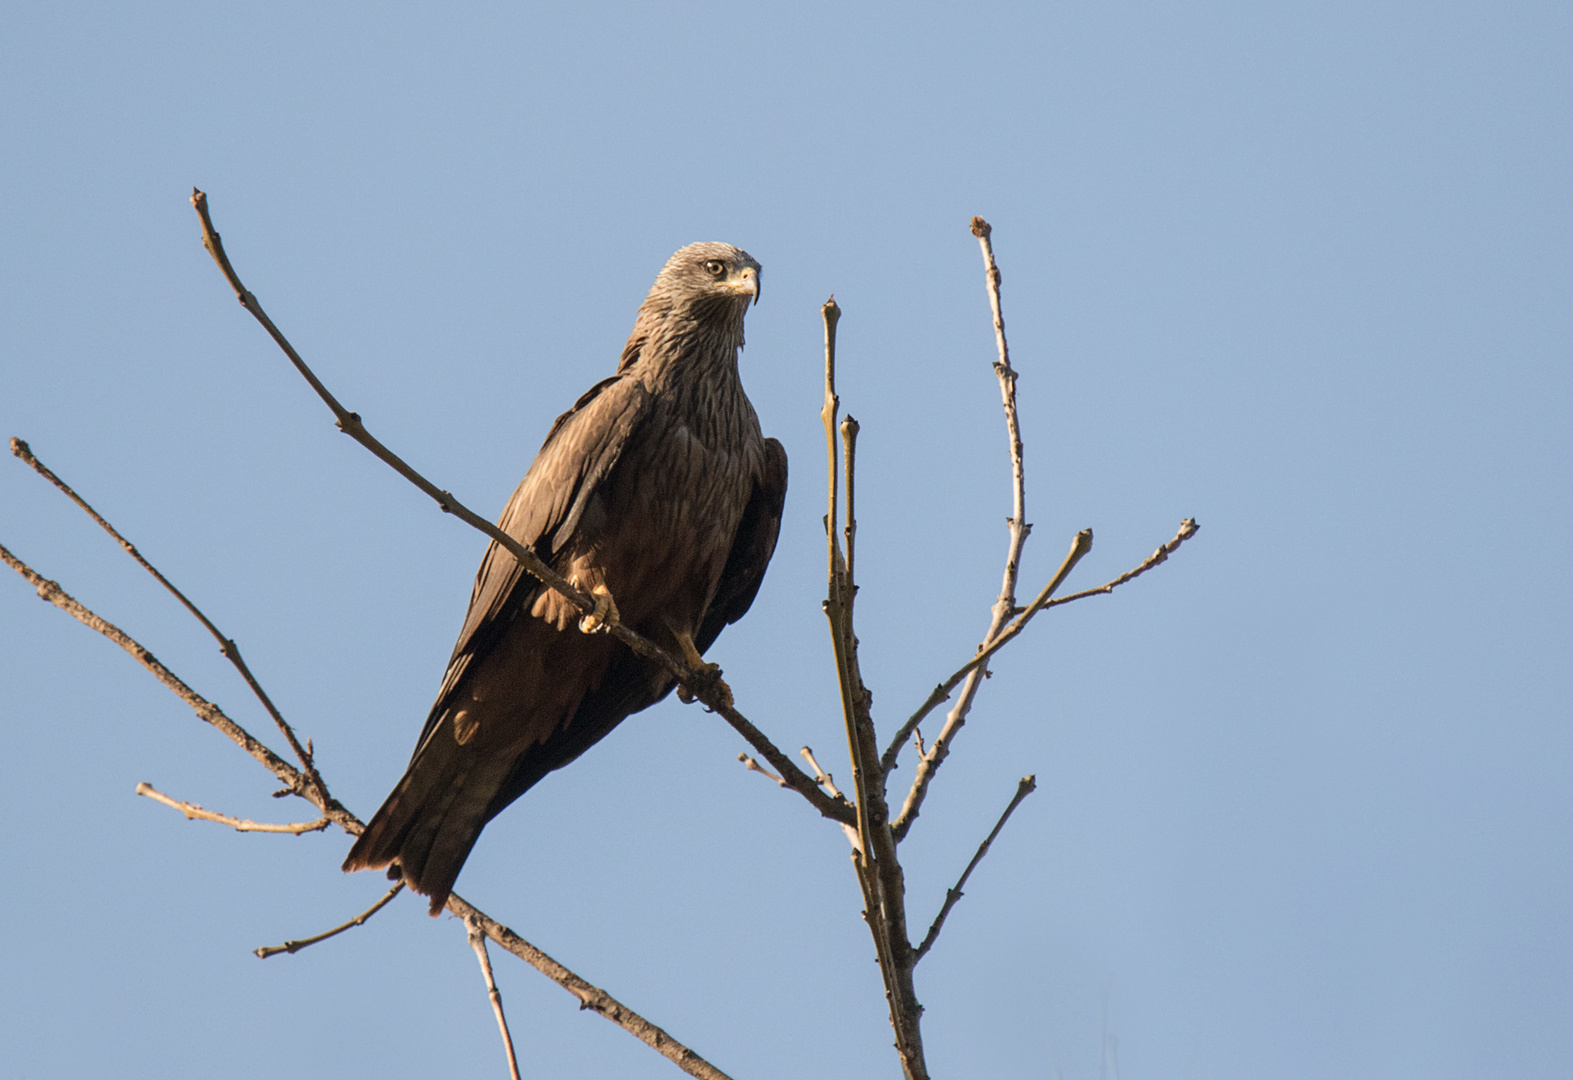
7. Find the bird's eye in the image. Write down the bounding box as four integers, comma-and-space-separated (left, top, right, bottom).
704, 259, 726, 277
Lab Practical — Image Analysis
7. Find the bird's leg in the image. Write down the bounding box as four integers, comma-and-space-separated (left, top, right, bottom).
672, 628, 733, 709
574, 580, 620, 634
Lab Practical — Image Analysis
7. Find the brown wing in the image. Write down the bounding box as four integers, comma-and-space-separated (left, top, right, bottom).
412, 373, 652, 760
482, 434, 788, 821
697, 435, 788, 652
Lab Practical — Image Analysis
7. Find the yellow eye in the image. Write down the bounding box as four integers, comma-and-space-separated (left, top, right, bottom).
704, 259, 726, 277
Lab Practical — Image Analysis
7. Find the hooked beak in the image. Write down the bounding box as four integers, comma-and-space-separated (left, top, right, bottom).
732, 266, 760, 305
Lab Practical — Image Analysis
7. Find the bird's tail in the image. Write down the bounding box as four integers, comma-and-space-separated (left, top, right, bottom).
342, 732, 513, 916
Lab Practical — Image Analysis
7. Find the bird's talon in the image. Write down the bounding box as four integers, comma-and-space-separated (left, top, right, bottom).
577, 582, 620, 634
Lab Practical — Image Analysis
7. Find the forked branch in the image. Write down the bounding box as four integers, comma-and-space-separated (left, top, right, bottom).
11, 437, 329, 805
0, 538, 736, 1080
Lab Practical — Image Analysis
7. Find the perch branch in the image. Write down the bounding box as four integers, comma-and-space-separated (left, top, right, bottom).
136, 781, 328, 834
255, 883, 404, 958
467, 916, 524, 1080
10, 437, 329, 806
188, 189, 852, 829
913, 775, 1037, 962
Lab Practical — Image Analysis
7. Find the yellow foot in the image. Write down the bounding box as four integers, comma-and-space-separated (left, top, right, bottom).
576, 581, 620, 634
673, 629, 733, 709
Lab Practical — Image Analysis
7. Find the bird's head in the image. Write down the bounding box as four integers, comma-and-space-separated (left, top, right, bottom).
657, 242, 762, 310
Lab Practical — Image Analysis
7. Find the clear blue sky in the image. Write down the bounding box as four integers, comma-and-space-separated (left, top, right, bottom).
3, 2, 1569, 1078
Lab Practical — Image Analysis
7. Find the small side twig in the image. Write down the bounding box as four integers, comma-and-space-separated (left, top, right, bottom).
467, 916, 524, 1080
255, 883, 404, 958
136, 781, 328, 834
10, 437, 330, 807
449, 894, 737, 1080
913, 776, 1037, 963
737, 752, 786, 786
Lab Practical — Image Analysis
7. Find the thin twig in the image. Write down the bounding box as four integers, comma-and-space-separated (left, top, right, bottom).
737, 752, 786, 786
449, 894, 737, 1080
801, 747, 861, 850
467, 916, 524, 1080
188, 190, 851, 829
913, 776, 1037, 962
1034, 518, 1200, 609
10, 437, 330, 806
136, 781, 328, 834
255, 883, 404, 958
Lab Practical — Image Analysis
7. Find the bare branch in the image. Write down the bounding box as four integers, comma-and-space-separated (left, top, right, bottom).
10, 437, 329, 805
1036, 518, 1200, 609
820, 299, 928, 1080
881, 216, 1029, 784
890, 521, 1201, 840
448, 894, 738, 1080
188, 190, 849, 828
136, 781, 328, 834
467, 916, 524, 1080
1, 539, 362, 832
883, 529, 1092, 783
255, 883, 405, 959
913, 776, 1037, 963
3, 538, 745, 1077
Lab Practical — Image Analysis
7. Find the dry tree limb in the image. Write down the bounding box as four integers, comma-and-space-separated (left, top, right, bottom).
448, 895, 737, 1080
890, 520, 1198, 840
188, 189, 852, 830
882, 528, 1092, 778
0, 539, 361, 831
136, 782, 328, 834
819, 298, 928, 1080
255, 883, 405, 959
10, 437, 330, 806
467, 916, 525, 1080
913, 775, 1037, 963
1, 538, 736, 1079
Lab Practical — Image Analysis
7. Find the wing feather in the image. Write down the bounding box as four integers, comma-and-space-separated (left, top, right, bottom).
412, 374, 652, 757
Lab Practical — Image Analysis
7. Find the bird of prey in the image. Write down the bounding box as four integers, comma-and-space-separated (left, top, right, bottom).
343, 243, 787, 914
